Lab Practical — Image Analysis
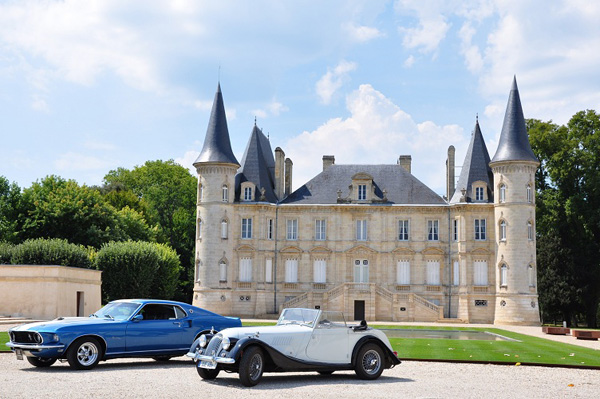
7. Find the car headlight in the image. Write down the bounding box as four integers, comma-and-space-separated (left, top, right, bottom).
199, 335, 207, 348
53, 334, 59, 342
222, 336, 231, 351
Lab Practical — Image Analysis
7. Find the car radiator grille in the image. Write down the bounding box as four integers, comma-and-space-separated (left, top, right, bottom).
10, 331, 43, 344
206, 334, 223, 355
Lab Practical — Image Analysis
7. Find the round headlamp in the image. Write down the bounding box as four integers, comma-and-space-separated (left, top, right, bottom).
199, 335, 207, 348
222, 336, 231, 350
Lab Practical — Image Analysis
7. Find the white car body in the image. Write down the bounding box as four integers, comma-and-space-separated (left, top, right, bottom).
187, 308, 400, 386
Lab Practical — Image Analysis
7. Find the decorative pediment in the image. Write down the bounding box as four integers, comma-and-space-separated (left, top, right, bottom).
470, 247, 492, 256
392, 247, 416, 255
421, 247, 445, 256
310, 246, 332, 254
351, 172, 374, 181
345, 244, 377, 255
280, 245, 303, 254
235, 244, 256, 253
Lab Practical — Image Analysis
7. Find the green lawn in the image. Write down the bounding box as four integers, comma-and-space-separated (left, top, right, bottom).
243, 322, 600, 368
0, 332, 9, 351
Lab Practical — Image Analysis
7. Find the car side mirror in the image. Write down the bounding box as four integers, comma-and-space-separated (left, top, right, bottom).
132, 314, 144, 322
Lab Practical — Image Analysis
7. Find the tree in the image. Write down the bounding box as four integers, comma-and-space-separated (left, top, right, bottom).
528, 110, 600, 327
0, 176, 22, 243
103, 160, 196, 301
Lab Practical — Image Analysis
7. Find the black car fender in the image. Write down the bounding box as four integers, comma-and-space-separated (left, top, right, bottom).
351, 335, 401, 367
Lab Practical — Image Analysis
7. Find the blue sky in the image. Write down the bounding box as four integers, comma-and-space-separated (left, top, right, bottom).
1, 0, 599, 195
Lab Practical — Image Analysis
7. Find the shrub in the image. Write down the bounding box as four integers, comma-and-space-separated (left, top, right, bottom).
96, 241, 181, 302
10, 238, 93, 269
0, 241, 13, 264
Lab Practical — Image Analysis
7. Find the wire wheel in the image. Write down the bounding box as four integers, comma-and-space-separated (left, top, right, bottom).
239, 346, 264, 387
355, 343, 384, 380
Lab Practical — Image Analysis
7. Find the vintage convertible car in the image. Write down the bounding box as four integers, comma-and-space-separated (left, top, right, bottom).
187, 307, 400, 386
7, 299, 241, 370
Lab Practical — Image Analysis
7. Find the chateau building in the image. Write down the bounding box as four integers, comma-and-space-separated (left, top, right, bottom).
192, 78, 540, 325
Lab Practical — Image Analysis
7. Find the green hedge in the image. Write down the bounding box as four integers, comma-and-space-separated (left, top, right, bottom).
96, 241, 181, 302
0, 242, 13, 264
9, 238, 92, 269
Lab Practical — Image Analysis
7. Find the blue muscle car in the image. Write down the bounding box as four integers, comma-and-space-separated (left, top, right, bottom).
7, 299, 241, 370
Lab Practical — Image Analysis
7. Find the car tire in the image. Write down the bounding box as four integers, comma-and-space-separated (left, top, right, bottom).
354, 343, 384, 380
238, 346, 264, 387
26, 356, 57, 367
152, 356, 173, 362
67, 337, 102, 370
197, 365, 220, 380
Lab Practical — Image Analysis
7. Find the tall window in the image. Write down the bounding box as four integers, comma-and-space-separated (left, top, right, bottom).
265, 259, 273, 283
453, 260, 459, 286
285, 259, 298, 283
358, 184, 367, 200
239, 258, 252, 282
354, 259, 369, 283
528, 264, 535, 287
243, 186, 252, 201
267, 218, 274, 240
527, 221, 534, 241
197, 219, 202, 239
475, 219, 486, 240
527, 184, 532, 203
500, 264, 508, 287
356, 219, 367, 241
313, 259, 326, 283
499, 184, 506, 203
427, 220, 439, 241
475, 186, 484, 201
398, 220, 409, 241
426, 260, 440, 285
219, 261, 227, 282
396, 260, 410, 285
315, 219, 326, 241
287, 219, 298, 240
241, 218, 252, 239
199, 184, 203, 202
222, 185, 228, 202
453, 219, 458, 241
473, 260, 488, 286
221, 220, 228, 239
499, 220, 507, 241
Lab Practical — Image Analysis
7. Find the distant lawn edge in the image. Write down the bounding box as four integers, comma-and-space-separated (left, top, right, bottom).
398, 357, 600, 370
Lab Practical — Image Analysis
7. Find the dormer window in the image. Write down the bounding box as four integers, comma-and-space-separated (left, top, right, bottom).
475, 187, 484, 201
472, 181, 487, 202
358, 184, 367, 201
351, 172, 374, 202
241, 182, 255, 202
244, 187, 252, 201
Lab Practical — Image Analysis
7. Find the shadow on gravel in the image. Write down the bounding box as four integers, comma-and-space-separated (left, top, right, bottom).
18, 358, 194, 373
199, 372, 412, 389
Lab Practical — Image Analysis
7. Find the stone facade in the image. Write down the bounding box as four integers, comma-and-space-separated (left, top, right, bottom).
192, 79, 540, 325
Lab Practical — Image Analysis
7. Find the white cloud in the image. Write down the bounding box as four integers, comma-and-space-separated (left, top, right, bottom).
175, 150, 199, 176
316, 60, 357, 105
404, 55, 415, 68
343, 23, 384, 43
31, 94, 48, 112
286, 84, 467, 193
251, 100, 289, 120
399, 15, 450, 55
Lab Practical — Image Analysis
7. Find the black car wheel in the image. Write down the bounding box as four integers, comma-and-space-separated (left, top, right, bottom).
197, 365, 220, 380
354, 343, 384, 380
152, 356, 173, 362
239, 346, 264, 387
26, 356, 57, 367
67, 337, 102, 370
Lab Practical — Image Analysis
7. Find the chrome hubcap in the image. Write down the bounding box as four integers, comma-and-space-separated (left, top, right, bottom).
362, 349, 381, 375
76, 342, 99, 366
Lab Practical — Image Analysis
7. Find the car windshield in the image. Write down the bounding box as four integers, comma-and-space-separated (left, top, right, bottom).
93, 302, 140, 321
277, 308, 319, 327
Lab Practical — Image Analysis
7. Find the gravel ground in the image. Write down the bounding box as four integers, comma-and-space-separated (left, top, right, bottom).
1, 353, 598, 399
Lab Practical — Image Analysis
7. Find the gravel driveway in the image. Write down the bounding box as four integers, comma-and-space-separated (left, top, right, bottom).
1, 353, 598, 399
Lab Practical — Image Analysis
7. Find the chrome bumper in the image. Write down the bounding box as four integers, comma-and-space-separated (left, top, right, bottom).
7, 342, 65, 350
186, 351, 235, 365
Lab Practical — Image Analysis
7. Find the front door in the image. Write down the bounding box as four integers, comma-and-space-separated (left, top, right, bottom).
354, 300, 365, 321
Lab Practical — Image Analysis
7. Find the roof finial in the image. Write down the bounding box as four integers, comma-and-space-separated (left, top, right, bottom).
254, 116, 257, 126
476, 112, 478, 122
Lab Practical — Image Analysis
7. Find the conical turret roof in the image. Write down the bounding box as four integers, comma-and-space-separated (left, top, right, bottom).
450, 119, 493, 203
491, 77, 538, 164
194, 83, 239, 166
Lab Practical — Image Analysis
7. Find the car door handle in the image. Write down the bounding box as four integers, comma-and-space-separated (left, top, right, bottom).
173, 321, 182, 326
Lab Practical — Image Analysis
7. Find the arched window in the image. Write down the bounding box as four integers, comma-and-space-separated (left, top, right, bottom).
199, 183, 203, 202
500, 264, 508, 287
221, 220, 228, 239
527, 221, 533, 241
197, 219, 203, 239
526, 184, 532, 203
219, 260, 227, 282
222, 185, 228, 202
499, 184, 506, 203
499, 220, 507, 241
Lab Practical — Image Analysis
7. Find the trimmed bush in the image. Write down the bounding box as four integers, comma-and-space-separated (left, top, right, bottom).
10, 238, 92, 269
0, 241, 13, 264
96, 241, 181, 302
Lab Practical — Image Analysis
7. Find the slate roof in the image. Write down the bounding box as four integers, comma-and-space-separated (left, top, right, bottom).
235, 125, 278, 203
491, 77, 538, 164
450, 120, 493, 203
194, 83, 240, 166
283, 164, 446, 205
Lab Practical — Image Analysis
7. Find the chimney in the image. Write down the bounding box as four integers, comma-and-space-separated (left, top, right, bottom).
398, 155, 411, 173
275, 147, 285, 199
284, 158, 293, 196
446, 146, 456, 200
322, 155, 335, 171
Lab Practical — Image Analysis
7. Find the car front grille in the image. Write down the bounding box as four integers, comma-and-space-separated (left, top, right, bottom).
205, 334, 222, 355
10, 331, 43, 344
